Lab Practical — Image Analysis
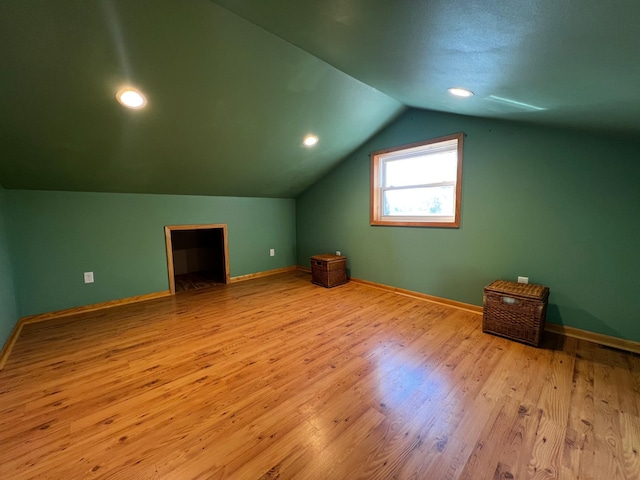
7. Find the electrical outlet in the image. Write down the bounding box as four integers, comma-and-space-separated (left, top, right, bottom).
269, 248, 275, 257
84, 271, 94, 284
336, 251, 341, 256
517, 276, 529, 284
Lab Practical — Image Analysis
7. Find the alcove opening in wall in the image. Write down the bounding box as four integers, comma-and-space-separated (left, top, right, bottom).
165, 224, 230, 294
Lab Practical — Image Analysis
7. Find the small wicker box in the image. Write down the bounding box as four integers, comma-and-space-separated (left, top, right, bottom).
310, 254, 348, 288
483, 280, 549, 347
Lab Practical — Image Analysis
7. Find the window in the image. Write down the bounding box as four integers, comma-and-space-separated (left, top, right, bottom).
370, 133, 464, 228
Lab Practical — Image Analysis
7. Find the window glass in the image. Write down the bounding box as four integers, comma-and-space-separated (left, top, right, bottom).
383, 186, 455, 217
370, 133, 463, 228
383, 151, 457, 188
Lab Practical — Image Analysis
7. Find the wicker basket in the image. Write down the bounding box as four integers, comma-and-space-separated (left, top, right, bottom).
310, 254, 347, 288
483, 280, 549, 347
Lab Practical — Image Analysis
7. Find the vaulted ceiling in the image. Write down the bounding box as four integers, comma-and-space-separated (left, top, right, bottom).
1, 1, 638, 197
215, 0, 640, 135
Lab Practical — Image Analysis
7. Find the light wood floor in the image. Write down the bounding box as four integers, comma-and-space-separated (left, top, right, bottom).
1, 272, 638, 479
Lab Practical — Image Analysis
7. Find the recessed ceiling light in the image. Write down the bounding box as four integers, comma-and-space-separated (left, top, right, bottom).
303, 135, 319, 147
116, 88, 147, 109
447, 87, 474, 98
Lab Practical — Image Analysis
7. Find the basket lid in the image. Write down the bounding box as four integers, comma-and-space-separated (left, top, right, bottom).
484, 280, 549, 299
310, 254, 346, 262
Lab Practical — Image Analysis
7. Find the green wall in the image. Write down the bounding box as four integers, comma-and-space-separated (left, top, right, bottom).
0, 186, 19, 346
296, 109, 640, 342
6, 190, 296, 317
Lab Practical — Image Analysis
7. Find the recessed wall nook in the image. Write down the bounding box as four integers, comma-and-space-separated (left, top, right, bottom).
164, 224, 230, 294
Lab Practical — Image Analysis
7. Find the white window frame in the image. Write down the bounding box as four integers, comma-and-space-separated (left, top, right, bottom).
370, 133, 464, 228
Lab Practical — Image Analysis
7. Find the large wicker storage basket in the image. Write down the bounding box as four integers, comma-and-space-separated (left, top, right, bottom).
310, 254, 347, 288
483, 280, 549, 347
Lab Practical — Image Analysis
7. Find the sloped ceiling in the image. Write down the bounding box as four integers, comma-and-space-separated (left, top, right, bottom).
0, 1, 403, 197
1, 0, 639, 197
214, 0, 640, 136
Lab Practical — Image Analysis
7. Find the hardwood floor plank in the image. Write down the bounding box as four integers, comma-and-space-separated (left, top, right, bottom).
457, 394, 519, 479
499, 402, 544, 480
296, 407, 386, 480
592, 344, 632, 480
619, 412, 640, 480
0, 271, 638, 479
563, 340, 596, 478
526, 413, 566, 479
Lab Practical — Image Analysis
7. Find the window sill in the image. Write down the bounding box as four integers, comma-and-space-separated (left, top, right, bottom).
370, 219, 460, 228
